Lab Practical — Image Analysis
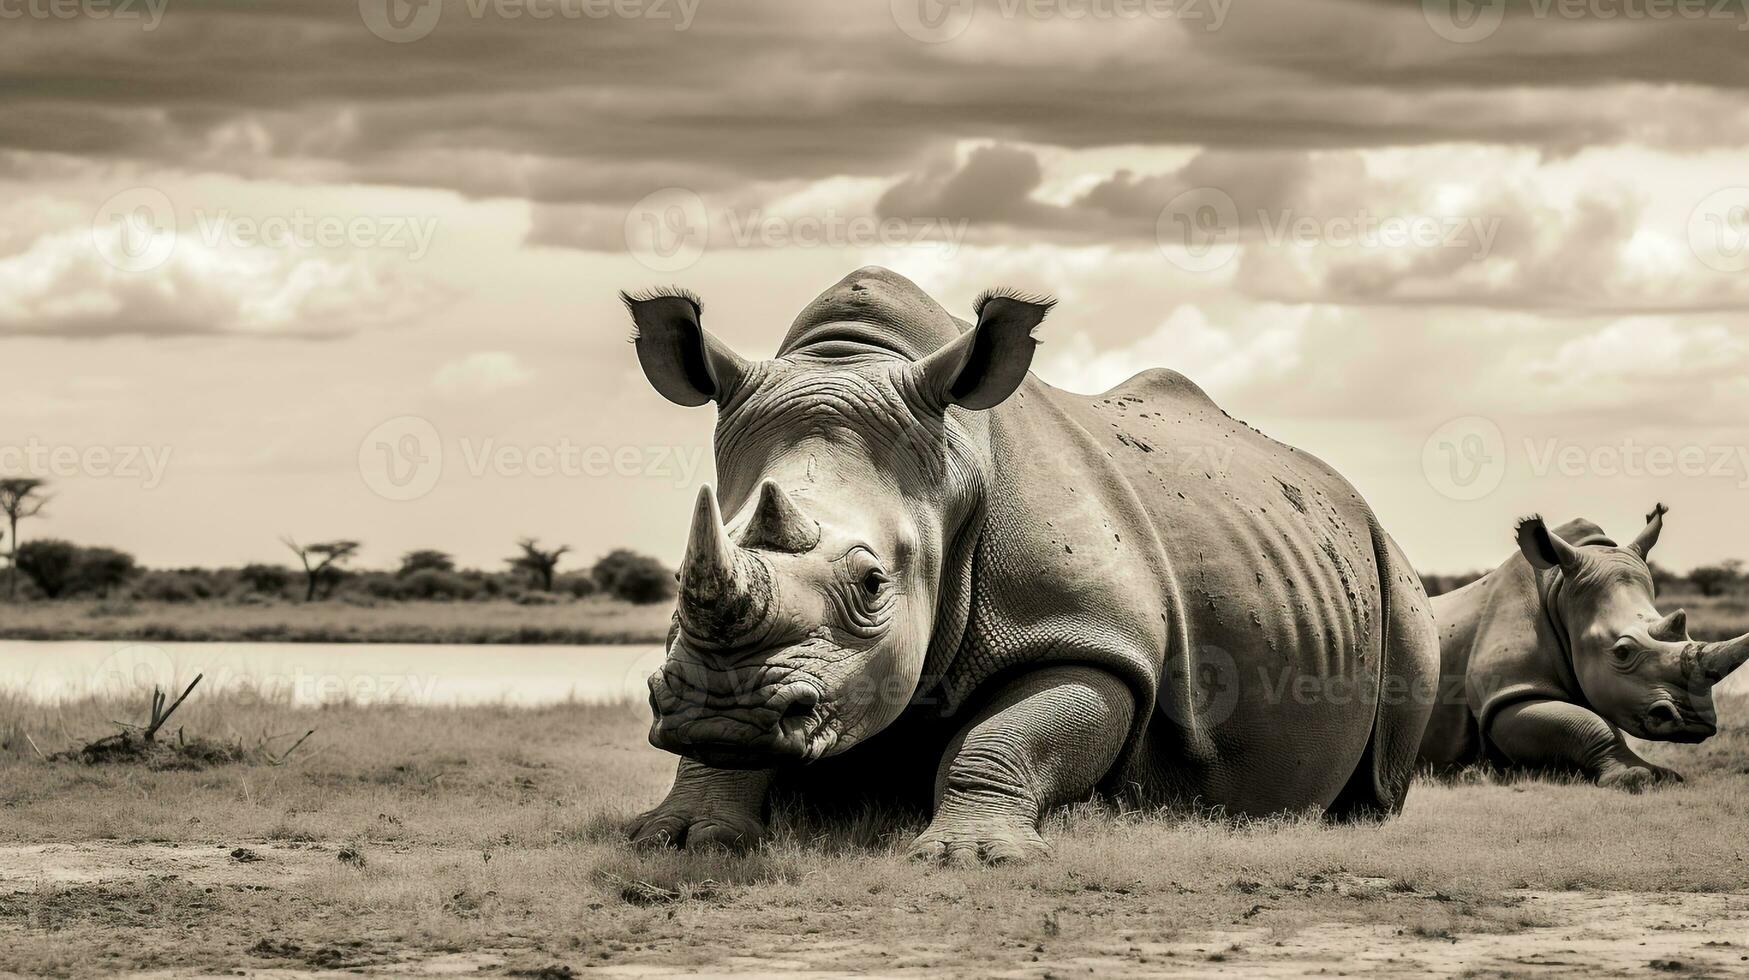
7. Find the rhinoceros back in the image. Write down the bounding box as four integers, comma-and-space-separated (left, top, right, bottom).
956, 368, 1396, 814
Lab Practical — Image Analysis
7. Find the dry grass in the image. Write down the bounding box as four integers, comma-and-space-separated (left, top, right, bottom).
2, 683, 1748, 977
0, 596, 672, 644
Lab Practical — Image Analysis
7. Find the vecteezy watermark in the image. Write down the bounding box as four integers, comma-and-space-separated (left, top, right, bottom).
622, 187, 971, 273
92, 188, 442, 272
0, 0, 168, 29
92, 186, 178, 273
1156, 187, 1502, 274
0, 438, 173, 489
1422, 416, 1508, 502
1422, 0, 1749, 43
358, 0, 698, 42
1688, 187, 1749, 274
193, 209, 439, 261
1423, 417, 1749, 500
358, 415, 709, 502
891, 0, 1231, 43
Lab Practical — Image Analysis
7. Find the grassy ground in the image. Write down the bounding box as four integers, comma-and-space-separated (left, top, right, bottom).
0, 597, 672, 645
2, 683, 1748, 978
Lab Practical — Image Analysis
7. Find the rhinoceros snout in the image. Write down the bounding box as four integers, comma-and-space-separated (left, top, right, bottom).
646, 667, 837, 767
1642, 699, 1716, 743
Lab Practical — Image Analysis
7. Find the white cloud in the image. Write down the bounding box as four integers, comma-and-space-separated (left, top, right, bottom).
433, 351, 533, 396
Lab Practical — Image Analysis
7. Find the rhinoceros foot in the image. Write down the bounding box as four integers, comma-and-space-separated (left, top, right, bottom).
1598, 764, 1684, 794
628, 804, 766, 852
628, 762, 772, 852
906, 816, 1050, 868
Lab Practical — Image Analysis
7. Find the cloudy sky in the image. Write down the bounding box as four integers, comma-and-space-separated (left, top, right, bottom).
8, 0, 1749, 575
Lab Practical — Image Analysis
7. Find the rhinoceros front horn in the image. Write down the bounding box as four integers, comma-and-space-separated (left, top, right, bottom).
1693, 632, 1749, 686
678, 486, 772, 645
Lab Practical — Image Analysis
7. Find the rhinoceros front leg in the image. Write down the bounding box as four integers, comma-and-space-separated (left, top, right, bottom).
909, 665, 1134, 867
628, 760, 774, 850
1488, 699, 1682, 792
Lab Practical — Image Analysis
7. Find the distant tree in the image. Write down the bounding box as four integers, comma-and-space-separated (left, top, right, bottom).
592, 548, 676, 605
281, 537, 362, 601
398, 549, 455, 577
237, 563, 293, 596
1648, 560, 1681, 594
507, 538, 570, 592
0, 478, 51, 599
70, 546, 137, 597
1689, 560, 1745, 598
14, 538, 79, 599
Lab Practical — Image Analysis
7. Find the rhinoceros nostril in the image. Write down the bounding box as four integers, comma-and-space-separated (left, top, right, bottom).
1647, 702, 1680, 728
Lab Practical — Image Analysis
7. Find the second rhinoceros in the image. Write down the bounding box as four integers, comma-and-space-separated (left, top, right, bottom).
625, 267, 1439, 865
1417, 506, 1749, 790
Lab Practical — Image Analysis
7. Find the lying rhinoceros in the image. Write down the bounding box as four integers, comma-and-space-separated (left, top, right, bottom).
623, 266, 1439, 865
1417, 506, 1749, 790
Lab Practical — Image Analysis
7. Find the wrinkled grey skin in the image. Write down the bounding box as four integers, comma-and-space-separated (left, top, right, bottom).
624, 267, 1440, 865
1417, 506, 1749, 792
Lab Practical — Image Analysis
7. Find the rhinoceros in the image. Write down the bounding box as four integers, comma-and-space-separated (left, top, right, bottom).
623, 266, 1439, 865
1416, 505, 1749, 790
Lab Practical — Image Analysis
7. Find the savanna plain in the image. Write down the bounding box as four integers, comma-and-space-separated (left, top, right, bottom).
2, 606, 1748, 978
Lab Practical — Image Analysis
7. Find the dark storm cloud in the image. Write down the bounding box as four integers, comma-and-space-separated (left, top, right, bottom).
3, 0, 1746, 208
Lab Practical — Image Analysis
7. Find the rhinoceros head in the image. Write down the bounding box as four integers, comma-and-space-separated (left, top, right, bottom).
1516, 504, 1749, 742
623, 269, 1052, 768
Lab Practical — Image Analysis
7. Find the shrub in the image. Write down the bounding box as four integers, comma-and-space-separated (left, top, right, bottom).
398, 549, 456, 577
70, 546, 138, 598
1689, 561, 1743, 598
237, 563, 293, 596
14, 539, 81, 598
592, 549, 676, 605
553, 572, 599, 599
397, 569, 482, 601
130, 570, 204, 603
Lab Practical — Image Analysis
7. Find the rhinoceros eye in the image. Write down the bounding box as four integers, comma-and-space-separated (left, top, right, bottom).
861, 567, 890, 596
1610, 639, 1640, 668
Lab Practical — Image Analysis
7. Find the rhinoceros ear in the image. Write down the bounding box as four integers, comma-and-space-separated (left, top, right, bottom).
1628, 502, 1668, 560
623, 288, 749, 407
914, 290, 1053, 412
1515, 515, 1583, 574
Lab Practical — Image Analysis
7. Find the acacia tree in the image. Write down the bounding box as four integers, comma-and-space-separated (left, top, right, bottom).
507, 537, 570, 592
0, 478, 50, 599
281, 537, 362, 601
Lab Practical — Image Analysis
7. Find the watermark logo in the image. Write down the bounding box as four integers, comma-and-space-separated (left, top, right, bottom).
892, 0, 977, 42
1423, 416, 1508, 502
92, 186, 178, 273
624, 187, 709, 272
1160, 645, 1241, 726
1688, 187, 1749, 274
359, 0, 443, 41
1421, 0, 1506, 42
1157, 187, 1240, 273
359, 415, 444, 502
193, 209, 439, 261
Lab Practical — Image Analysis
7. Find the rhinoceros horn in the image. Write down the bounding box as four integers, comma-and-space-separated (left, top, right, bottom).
740, 480, 820, 554
1692, 632, 1749, 685
678, 486, 772, 645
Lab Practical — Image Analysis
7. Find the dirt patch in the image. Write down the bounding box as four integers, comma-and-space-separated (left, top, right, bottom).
3, 842, 1748, 977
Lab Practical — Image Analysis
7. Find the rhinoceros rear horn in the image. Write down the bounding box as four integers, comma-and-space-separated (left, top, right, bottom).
1629, 502, 1669, 560
1694, 632, 1749, 685
740, 480, 820, 553
914, 289, 1054, 411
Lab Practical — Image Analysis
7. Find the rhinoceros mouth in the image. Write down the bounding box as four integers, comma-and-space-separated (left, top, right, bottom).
646, 672, 841, 767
